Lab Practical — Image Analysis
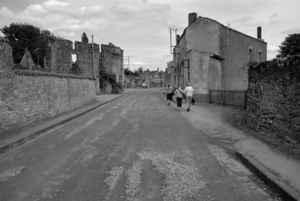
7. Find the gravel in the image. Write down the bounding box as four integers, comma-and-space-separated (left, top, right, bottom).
137, 151, 206, 201
104, 166, 125, 191
126, 160, 142, 196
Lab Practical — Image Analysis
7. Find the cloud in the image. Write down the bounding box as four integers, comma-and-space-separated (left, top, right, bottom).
230, 16, 253, 23
266, 20, 279, 26
282, 27, 300, 34
268, 46, 279, 53
0, 6, 13, 16
239, 22, 262, 27
26, 4, 47, 13
44, 0, 69, 7
0, 0, 110, 41
131, 61, 148, 65
269, 14, 277, 18
58, 30, 75, 37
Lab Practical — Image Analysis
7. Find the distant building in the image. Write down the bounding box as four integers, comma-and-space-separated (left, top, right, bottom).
168, 12, 267, 102
124, 68, 165, 88
144, 68, 165, 88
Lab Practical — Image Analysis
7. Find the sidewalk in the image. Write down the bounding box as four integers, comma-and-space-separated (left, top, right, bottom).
0, 92, 129, 154
160, 89, 300, 201
235, 139, 300, 201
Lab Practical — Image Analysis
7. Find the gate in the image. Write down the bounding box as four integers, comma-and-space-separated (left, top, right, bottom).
209, 89, 247, 109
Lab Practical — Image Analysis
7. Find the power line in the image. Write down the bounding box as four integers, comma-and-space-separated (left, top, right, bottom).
124, 49, 169, 54
146, 38, 169, 53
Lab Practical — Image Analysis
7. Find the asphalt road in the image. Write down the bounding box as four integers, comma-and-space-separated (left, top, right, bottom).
0, 88, 280, 201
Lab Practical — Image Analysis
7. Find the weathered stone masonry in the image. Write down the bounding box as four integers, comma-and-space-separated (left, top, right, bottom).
100, 43, 124, 93
247, 56, 300, 142
0, 37, 98, 137
45, 39, 100, 79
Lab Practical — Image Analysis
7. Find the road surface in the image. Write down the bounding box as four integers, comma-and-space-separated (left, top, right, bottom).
0, 88, 280, 201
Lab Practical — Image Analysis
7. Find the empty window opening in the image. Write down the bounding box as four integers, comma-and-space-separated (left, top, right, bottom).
72, 54, 78, 63
259, 51, 262, 62
249, 49, 253, 62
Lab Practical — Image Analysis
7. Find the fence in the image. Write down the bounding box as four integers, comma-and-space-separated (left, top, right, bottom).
209, 89, 247, 109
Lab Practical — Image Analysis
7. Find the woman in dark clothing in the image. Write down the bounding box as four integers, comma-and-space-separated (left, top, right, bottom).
166, 84, 174, 105
174, 86, 184, 111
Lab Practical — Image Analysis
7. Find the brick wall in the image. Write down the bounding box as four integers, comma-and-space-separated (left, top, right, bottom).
247, 56, 300, 142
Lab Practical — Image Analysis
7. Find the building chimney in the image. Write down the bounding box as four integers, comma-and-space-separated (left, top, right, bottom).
188, 12, 197, 26
176, 34, 180, 45
257, 26, 262, 39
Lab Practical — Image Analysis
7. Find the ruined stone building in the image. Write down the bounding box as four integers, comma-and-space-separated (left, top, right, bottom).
124, 75, 142, 88
100, 43, 124, 93
167, 12, 267, 102
0, 36, 98, 136
45, 38, 100, 81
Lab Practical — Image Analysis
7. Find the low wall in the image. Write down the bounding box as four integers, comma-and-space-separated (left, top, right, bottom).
0, 70, 96, 136
194, 94, 209, 103
247, 56, 300, 142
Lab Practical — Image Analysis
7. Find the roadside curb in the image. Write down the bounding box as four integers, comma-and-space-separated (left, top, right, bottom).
0, 92, 129, 154
236, 151, 299, 201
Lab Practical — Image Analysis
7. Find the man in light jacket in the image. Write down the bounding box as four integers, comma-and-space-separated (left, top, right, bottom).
184, 82, 193, 112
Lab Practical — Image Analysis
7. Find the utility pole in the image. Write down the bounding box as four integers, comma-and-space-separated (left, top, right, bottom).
92, 35, 95, 79
169, 28, 172, 54
169, 28, 179, 54
124, 55, 130, 68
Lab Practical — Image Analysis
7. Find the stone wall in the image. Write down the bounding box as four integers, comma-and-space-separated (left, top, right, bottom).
73, 41, 100, 78
44, 39, 99, 79
247, 56, 300, 142
51, 39, 73, 74
0, 36, 97, 137
0, 70, 96, 136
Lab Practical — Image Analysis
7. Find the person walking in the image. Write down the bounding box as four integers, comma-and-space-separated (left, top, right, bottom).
166, 84, 174, 105
184, 82, 194, 112
174, 86, 184, 111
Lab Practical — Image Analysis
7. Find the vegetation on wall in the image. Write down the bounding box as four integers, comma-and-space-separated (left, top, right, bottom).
82, 32, 89, 43
99, 65, 122, 91
0, 22, 59, 67
70, 62, 82, 75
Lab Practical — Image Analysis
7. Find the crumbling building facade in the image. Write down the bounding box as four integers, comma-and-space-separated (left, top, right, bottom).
100, 43, 124, 93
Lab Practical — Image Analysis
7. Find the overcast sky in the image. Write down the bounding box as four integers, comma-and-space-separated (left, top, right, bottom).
0, 0, 299, 71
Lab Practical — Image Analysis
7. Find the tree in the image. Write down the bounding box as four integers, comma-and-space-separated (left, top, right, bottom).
124, 67, 133, 76
0, 23, 57, 67
82, 32, 89, 43
137, 67, 143, 75
278, 33, 300, 57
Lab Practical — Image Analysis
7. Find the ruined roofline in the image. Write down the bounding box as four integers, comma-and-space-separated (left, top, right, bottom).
101, 43, 123, 49
101, 43, 124, 52
75, 40, 99, 47
180, 15, 267, 45
55, 38, 73, 43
